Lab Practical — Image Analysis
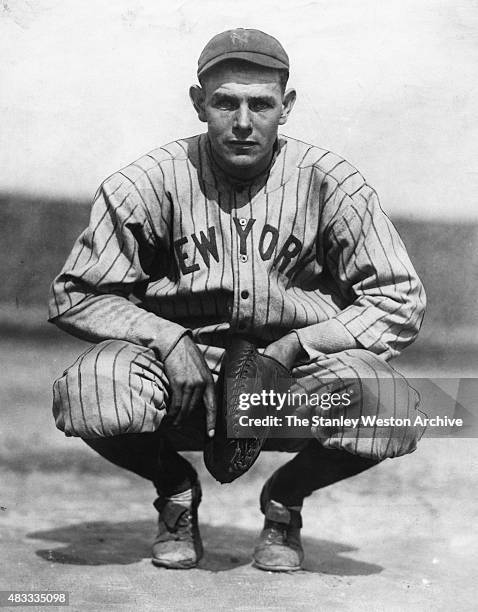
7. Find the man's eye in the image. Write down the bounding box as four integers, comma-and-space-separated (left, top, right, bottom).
214, 99, 236, 110
250, 101, 271, 112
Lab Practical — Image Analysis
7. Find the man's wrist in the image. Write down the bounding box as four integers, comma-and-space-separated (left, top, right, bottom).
153, 329, 193, 362
283, 332, 304, 360
293, 319, 359, 361
264, 332, 305, 369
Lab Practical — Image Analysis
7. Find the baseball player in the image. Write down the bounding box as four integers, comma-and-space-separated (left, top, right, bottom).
49, 28, 426, 572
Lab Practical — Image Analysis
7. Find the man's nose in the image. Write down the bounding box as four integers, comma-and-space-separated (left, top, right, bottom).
233, 104, 252, 132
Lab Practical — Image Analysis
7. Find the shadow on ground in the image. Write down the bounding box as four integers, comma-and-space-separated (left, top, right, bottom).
27, 521, 383, 576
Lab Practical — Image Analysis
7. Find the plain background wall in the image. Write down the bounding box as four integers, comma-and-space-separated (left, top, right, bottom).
1, 0, 478, 220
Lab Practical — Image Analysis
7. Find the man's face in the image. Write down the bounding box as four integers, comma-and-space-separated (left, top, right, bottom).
191, 62, 295, 179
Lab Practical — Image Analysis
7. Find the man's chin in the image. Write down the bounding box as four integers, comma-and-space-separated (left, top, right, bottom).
222, 154, 265, 175
211, 144, 272, 179
228, 155, 257, 167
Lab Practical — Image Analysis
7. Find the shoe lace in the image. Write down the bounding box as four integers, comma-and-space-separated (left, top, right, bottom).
156, 502, 195, 542
263, 520, 288, 545
174, 509, 194, 540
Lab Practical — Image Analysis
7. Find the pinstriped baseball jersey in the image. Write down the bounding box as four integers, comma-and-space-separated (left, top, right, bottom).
48, 133, 426, 361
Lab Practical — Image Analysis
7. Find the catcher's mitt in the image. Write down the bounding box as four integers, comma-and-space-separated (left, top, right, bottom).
204, 336, 291, 483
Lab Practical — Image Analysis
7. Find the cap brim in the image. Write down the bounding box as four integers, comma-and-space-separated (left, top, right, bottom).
197, 51, 288, 77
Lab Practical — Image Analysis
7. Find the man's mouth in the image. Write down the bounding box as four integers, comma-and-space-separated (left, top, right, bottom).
228, 140, 257, 148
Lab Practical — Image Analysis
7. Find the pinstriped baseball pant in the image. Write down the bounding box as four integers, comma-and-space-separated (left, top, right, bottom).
53, 338, 420, 446
52, 339, 422, 501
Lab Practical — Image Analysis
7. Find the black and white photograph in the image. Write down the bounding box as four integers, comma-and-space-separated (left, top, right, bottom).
1, 1, 477, 610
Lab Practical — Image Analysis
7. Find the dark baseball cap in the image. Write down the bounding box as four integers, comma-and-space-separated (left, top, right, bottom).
197, 28, 289, 78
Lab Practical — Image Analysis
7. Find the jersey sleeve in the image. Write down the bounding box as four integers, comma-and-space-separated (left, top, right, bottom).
295, 186, 426, 361
48, 173, 188, 361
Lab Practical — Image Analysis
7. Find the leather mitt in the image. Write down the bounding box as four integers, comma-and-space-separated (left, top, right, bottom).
204, 336, 291, 484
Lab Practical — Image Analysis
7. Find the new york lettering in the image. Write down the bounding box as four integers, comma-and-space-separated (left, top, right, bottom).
173, 220, 306, 277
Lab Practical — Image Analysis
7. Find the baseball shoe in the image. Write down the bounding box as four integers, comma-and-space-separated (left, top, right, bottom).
253, 488, 304, 572
151, 481, 203, 569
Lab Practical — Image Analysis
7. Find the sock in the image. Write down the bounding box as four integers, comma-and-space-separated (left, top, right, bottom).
165, 487, 193, 508
263, 440, 380, 509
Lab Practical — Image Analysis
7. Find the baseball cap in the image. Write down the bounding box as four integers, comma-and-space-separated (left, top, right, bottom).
197, 28, 289, 78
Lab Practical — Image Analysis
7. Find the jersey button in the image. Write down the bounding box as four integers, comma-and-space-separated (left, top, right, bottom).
241, 290, 249, 299
240, 254, 248, 263
239, 218, 248, 227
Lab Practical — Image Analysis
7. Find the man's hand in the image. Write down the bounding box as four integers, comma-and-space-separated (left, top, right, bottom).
164, 335, 217, 437
263, 332, 306, 370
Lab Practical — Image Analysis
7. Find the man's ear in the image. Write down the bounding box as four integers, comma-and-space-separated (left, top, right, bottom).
278, 88, 296, 125
189, 85, 207, 123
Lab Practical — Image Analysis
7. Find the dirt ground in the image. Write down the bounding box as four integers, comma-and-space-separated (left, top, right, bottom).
1, 336, 477, 611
